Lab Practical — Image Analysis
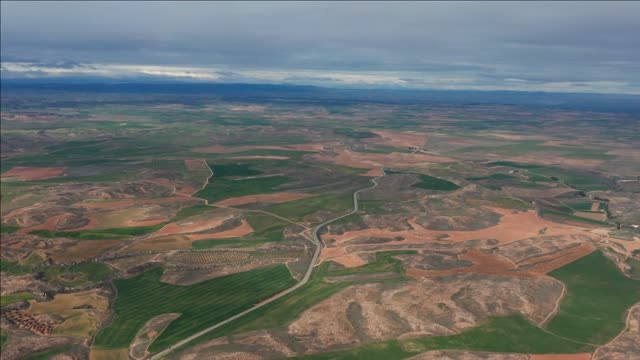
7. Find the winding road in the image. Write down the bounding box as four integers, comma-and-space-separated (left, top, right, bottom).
146, 167, 385, 359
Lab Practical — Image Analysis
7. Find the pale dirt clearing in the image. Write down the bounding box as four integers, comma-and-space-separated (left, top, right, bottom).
1, 166, 65, 181
187, 219, 254, 240
214, 192, 314, 207
154, 216, 230, 236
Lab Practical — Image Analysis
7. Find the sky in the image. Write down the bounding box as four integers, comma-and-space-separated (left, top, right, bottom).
1, 1, 639, 94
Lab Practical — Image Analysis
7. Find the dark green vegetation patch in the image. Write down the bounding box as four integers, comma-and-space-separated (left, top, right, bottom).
546, 250, 640, 344
195, 162, 293, 203
94, 265, 296, 352
211, 163, 262, 177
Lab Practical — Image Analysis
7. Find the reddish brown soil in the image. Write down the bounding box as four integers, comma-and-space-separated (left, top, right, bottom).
154, 217, 229, 236
185, 159, 208, 170
591, 202, 601, 212
188, 219, 254, 240
406, 249, 539, 279
1, 166, 65, 181
407, 243, 596, 280
321, 208, 587, 267
214, 192, 314, 207
518, 242, 595, 271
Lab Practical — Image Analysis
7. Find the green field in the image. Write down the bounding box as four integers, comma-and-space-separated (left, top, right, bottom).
268, 193, 355, 222
1, 292, 35, 307
211, 163, 262, 177
565, 202, 603, 212
546, 251, 640, 344
0, 224, 20, 234
0, 329, 7, 352
541, 209, 612, 227
94, 265, 296, 352
195, 175, 292, 203
466, 173, 517, 181
180, 262, 350, 347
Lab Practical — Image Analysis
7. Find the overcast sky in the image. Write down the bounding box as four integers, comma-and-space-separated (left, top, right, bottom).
2, 1, 639, 93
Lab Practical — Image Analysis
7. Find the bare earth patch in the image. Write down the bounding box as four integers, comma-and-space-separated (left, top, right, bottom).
1, 166, 65, 181
154, 216, 231, 236
530, 354, 592, 360
321, 208, 589, 267
188, 219, 254, 240
214, 193, 314, 207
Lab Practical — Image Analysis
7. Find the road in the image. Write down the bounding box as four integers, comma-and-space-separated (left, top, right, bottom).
146, 168, 385, 359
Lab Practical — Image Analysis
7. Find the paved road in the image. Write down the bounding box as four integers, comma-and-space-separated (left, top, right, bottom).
147, 169, 385, 359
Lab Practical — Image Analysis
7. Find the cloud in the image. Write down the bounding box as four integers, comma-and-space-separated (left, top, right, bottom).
1, 2, 639, 93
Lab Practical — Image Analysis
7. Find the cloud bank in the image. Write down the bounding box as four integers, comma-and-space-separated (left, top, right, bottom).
2, 2, 639, 93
